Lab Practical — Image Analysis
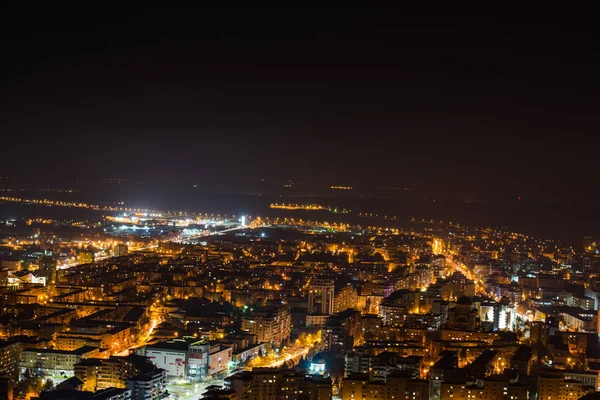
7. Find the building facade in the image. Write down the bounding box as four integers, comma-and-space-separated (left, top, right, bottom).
309, 279, 335, 315
241, 306, 291, 347
20, 346, 99, 377
126, 369, 167, 400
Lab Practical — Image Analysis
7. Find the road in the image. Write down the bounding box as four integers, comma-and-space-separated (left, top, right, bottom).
165, 344, 310, 400
444, 256, 486, 294
165, 343, 313, 398
58, 244, 158, 269
167, 378, 225, 400
58, 254, 111, 269
264, 347, 310, 368
174, 225, 246, 244
114, 314, 162, 356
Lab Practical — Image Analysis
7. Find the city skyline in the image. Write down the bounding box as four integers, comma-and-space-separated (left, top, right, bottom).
1, 5, 600, 399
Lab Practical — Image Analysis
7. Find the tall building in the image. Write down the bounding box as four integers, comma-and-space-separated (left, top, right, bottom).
440, 379, 529, 400
188, 341, 210, 381
323, 309, 362, 353
241, 306, 291, 347
333, 283, 358, 314
309, 279, 335, 315
20, 346, 99, 376
38, 257, 57, 285
538, 375, 587, 400
340, 373, 429, 400
78, 251, 95, 265
340, 374, 369, 400
225, 368, 332, 400
345, 354, 422, 383
74, 355, 156, 392
0, 341, 20, 382
126, 369, 167, 400
113, 244, 129, 257
55, 322, 133, 352
563, 371, 599, 392
387, 374, 429, 400
530, 321, 550, 346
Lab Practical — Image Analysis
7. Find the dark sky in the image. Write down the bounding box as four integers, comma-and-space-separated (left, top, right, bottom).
1, 3, 598, 203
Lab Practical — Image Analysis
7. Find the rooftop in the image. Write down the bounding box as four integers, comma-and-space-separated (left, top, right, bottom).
23, 346, 98, 355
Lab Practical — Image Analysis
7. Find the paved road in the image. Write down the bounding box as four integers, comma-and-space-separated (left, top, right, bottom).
167, 378, 225, 400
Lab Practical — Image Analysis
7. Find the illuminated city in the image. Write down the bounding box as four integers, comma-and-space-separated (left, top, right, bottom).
1, 185, 599, 400
1, 4, 600, 400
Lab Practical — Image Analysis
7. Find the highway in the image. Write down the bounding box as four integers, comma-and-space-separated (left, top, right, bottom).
174, 225, 247, 244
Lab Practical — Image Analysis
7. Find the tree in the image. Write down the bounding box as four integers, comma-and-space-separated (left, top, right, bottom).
13, 377, 41, 400
41, 379, 54, 392
12, 376, 52, 400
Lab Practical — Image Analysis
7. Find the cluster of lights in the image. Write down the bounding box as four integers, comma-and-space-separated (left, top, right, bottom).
270, 203, 326, 211
330, 185, 353, 190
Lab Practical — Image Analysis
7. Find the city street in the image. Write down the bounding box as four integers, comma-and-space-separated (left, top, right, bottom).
166, 378, 225, 400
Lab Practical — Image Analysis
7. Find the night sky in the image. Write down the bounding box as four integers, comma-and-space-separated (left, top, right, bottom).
1, 4, 599, 203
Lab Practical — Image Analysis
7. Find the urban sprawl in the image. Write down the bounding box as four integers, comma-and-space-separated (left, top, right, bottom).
1, 202, 599, 400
